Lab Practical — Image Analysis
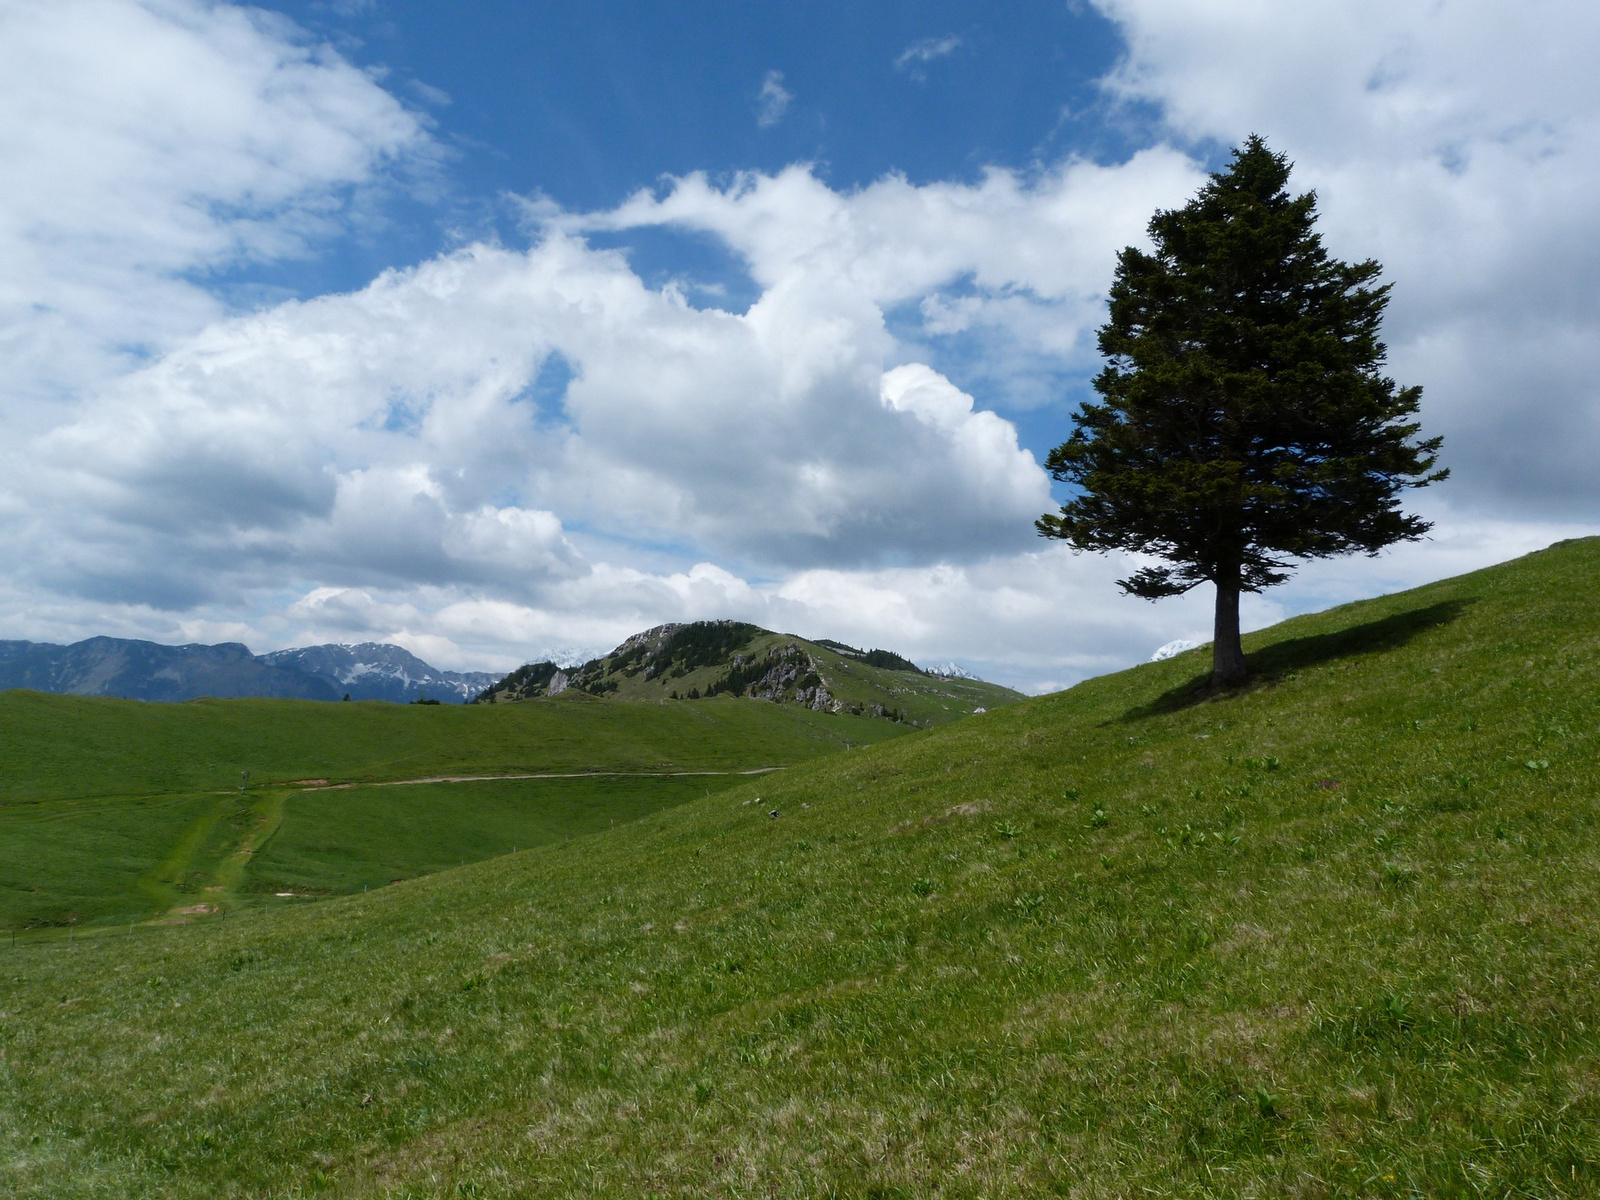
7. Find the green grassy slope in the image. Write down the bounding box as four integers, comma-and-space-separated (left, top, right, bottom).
0, 775, 759, 931
4, 539, 1600, 1196
0, 690, 905, 803
244, 774, 753, 899
0, 696, 905, 930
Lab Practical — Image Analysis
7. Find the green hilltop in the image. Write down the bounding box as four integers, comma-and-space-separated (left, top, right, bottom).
4, 539, 1600, 1196
476, 620, 1024, 726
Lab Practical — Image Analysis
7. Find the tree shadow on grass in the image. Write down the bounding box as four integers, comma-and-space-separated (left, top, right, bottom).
1117, 598, 1476, 723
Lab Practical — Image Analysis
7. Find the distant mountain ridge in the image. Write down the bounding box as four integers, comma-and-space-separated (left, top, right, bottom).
0, 637, 498, 704
259, 643, 500, 704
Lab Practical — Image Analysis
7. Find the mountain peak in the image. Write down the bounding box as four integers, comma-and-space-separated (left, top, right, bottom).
477, 621, 1020, 727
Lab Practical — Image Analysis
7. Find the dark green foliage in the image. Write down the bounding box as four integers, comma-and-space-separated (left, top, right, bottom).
812, 639, 923, 674
492, 623, 769, 701
474, 659, 561, 703
600, 621, 762, 682
654, 621, 762, 674
1038, 136, 1445, 684
859, 649, 921, 674
705, 646, 806, 699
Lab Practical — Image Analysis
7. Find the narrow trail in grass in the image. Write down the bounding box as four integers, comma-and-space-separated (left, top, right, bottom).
212, 790, 287, 904
135, 795, 233, 916
300, 766, 787, 790
153, 790, 288, 922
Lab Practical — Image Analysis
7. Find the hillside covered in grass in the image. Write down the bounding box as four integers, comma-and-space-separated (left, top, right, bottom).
0, 694, 905, 930
4, 539, 1600, 1196
0, 689, 904, 804
477, 620, 1023, 726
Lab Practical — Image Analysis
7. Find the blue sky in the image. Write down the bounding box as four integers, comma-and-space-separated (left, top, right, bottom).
1, 0, 1596, 690
225, 1, 1139, 461
284, 2, 1128, 210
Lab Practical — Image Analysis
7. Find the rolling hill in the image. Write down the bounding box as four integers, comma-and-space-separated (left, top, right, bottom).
3, 538, 1599, 1196
478, 619, 1023, 727
0, 691, 908, 929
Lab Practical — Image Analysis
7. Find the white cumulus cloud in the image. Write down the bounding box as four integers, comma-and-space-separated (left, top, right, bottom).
1091, 0, 1600, 522
0, 0, 431, 417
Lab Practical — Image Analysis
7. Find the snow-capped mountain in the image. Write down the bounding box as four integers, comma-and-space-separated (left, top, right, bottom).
258, 643, 501, 704
925, 661, 978, 680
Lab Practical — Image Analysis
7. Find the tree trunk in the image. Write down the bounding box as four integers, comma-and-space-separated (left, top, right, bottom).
1211, 577, 1248, 688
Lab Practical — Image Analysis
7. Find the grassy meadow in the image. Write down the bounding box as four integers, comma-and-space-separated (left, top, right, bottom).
0, 689, 904, 802
3, 538, 1600, 1195
0, 696, 903, 931
246, 774, 753, 900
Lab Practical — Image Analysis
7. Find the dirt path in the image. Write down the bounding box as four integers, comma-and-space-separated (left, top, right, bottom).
301, 766, 786, 791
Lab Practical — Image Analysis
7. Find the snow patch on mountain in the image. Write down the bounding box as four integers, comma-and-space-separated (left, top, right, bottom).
259, 642, 500, 703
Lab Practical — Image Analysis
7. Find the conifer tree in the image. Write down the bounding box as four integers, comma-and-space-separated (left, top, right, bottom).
1038, 136, 1446, 687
